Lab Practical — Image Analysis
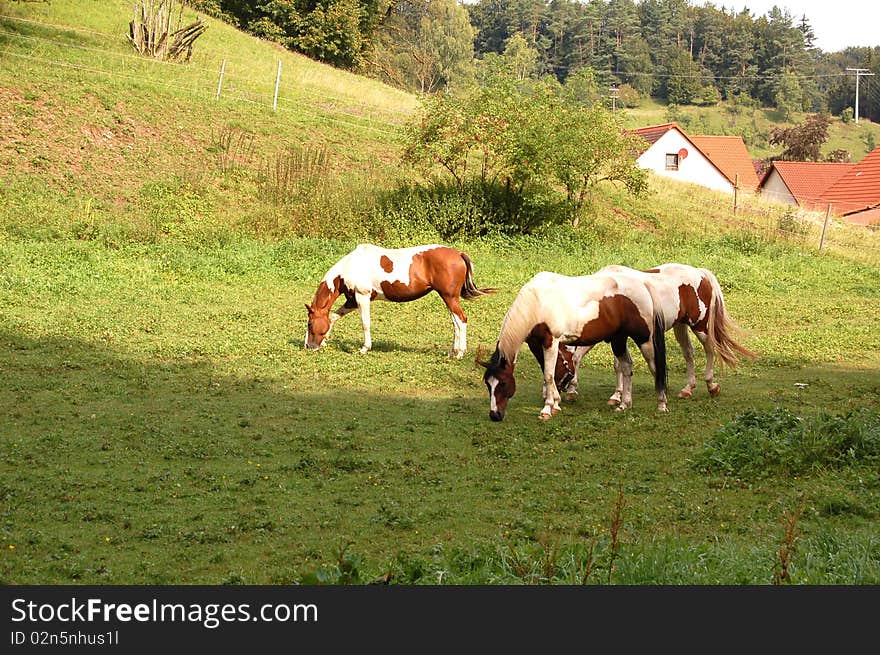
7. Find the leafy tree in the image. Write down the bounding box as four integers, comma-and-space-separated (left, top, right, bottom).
665, 49, 702, 104
540, 99, 647, 224
502, 32, 539, 80
769, 113, 833, 161
292, 0, 364, 68
402, 72, 647, 229
772, 70, 805, 120
562, 65, 603, 106
368, 0, 474, 93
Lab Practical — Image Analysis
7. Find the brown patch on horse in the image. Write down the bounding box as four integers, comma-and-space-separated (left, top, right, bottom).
677, 278, 713, 332
555, 346, 576, 389
575, 296, 651, 345
528, 322, 554, 349
380, 255, 394, 273
643, 268, 661, 273
313, 277, 343, 311
379, 280, 431, 302
525, 322, 574, 387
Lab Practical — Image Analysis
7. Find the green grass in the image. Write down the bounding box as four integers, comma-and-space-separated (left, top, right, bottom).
1, 0, 879, 585
1, 233, 879, 584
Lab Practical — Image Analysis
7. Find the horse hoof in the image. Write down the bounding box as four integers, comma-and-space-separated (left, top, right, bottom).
677, 389, 693, 399
608, 398, 620, 406
708, 384, 721, 397
658, 405, 669, 413
551, 406, 561, 415
565, 392, 578, 402
614, 405, 628, 413
359, 347, 370, 355
538, 412, 552, 421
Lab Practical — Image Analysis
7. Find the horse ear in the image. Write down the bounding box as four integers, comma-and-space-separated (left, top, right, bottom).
474, 344, 489, 368
304, 304, 313, 314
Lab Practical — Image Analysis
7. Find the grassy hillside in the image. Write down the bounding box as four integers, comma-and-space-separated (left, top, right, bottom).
0, 0, 418, 242
1, 1, 879, 585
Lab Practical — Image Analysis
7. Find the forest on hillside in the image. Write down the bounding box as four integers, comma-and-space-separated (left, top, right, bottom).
189, 0, 878, 121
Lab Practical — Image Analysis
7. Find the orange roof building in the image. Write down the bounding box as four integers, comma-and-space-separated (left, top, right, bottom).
758, 147, 880, 224
758, 161, 853, 210
689, 135, 760, 191
820, 147, 880, 216
630, 123, 758, 194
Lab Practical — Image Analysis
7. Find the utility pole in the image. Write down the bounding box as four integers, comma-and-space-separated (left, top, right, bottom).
846, 68, 875, 124
609, 86, 619, 111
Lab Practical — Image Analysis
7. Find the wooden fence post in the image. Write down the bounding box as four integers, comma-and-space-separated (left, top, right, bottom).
819, 204, 832, 251
273, 60, 282, 111
733, 174, 739, 214
215, 58, 226, 100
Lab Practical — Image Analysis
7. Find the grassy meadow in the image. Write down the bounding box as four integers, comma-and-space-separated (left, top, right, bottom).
1, 1, 879, 585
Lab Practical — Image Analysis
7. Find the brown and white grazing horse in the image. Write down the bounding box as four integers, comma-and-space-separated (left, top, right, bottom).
305, 243, 494, 357
553, 263, 756, 404
479, 270, 669, 421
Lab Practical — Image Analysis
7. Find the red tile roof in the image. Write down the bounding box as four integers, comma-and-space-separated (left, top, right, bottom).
689, 135, 760, 191
820, 147, 880, 214
629, 123, 758, 189
630, 122, 679, 150
760, 161, 853, 209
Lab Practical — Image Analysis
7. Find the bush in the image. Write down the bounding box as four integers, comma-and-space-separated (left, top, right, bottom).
692, 407, 880, 480
372, 180, 569, 239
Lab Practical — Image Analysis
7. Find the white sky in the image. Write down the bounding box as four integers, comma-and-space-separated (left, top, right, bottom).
714, 1, 880, 52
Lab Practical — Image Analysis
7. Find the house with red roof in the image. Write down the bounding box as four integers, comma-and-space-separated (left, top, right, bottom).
757, 147, 880, 225
758, 161, 853, 210
819, 147, 880, 223
630, 123, 759, 195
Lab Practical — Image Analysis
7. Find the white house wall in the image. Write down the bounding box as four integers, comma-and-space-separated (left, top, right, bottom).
636, 130, 733, 193
759, 169, 798, 206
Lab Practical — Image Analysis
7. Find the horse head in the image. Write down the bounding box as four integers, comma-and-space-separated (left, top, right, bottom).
304, 304, 331, 350
478, 346, 516, 422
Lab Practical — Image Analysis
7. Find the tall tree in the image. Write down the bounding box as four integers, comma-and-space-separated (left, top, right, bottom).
769, 112, 833, 161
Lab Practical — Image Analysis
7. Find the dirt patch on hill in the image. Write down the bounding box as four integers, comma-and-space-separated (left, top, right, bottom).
0, 86, 203, 198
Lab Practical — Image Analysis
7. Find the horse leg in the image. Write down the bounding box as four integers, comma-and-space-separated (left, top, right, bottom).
694, 330, 720, 396
610, 336, 633, 411
608, 356, 623, 407
355, 292, 373, 354
326, 298, 358, 343
565, 345, 593, 400
608, 356, 623, 406
539, 339, 562, 420
440, 294, 467, 359
636, 338, 669, 412
673, 324, 697, 398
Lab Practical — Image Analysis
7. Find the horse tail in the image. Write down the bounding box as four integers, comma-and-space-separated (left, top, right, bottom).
460, 252, 496, 299
652, 310, 668, 397
702, 268, 757, 368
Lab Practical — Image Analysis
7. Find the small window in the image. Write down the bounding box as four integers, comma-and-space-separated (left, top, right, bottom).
665, 153, 679, 171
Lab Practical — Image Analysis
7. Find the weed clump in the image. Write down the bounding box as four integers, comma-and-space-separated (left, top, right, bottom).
692, 407, 880, 479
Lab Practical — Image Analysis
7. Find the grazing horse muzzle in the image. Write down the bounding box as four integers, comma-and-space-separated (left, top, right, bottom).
489, 409, 504, 422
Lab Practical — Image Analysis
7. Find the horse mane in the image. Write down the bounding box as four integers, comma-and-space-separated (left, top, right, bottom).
497, 282, 542, 362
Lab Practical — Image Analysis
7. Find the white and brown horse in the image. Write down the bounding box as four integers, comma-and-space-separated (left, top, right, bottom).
479, 270, 669, 421
305, 243, 494, 357
553, 263, 756, 404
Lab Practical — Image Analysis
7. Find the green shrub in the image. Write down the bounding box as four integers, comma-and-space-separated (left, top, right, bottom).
692, 407, 880, 480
